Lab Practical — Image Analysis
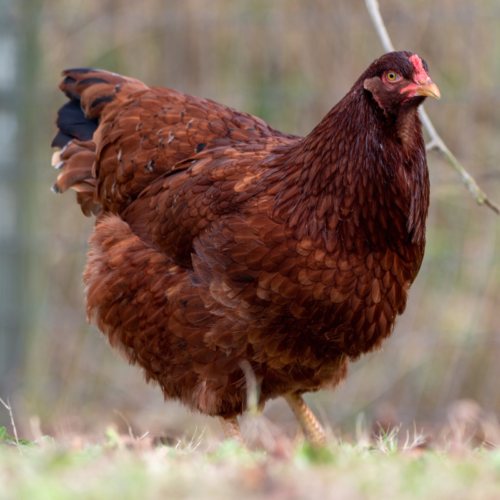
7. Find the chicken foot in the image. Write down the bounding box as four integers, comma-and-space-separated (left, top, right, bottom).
284, 392, 327, 446
219, 416, 247, 449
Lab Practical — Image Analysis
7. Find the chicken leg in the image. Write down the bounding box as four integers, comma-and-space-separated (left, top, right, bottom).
284, 392, 327, 446
219, 416, 247, 449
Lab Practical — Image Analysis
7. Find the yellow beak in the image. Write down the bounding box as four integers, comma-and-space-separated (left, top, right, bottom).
415, 79, 441, 100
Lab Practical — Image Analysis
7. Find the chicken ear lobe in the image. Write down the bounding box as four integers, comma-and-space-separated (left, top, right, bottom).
363, 77, 386, 114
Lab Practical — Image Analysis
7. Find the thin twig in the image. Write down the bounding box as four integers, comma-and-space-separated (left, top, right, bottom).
364, 0, 500, 214
0, 397, 23, 456
239, 360, 260, 416
113, 409, 136, 441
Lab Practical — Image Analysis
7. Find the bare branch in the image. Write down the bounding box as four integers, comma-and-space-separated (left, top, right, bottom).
364, 0, 395, 52
0, 397, 23, 455
364, 0, 500, 215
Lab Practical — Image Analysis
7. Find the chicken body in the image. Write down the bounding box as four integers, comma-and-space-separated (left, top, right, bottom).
51, 52, 439, 430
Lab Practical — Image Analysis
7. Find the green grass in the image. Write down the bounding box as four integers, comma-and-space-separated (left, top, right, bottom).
1, 427, 500, 500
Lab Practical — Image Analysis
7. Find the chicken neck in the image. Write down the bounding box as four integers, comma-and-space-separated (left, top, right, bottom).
269, 86, 430, 250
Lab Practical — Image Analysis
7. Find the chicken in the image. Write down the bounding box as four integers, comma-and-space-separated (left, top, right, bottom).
51, 52, 440, 447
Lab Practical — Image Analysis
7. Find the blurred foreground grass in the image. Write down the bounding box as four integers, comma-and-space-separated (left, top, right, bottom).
2, 426, 500, 500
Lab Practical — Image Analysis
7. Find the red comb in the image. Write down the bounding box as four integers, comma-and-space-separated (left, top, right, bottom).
409, 54, 428, 83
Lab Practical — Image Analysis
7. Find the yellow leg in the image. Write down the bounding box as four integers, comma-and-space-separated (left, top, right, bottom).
219, 416, 247, 449
284, 392, 327, 446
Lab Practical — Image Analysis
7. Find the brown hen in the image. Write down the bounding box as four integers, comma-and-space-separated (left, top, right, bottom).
51, 52, 440, 447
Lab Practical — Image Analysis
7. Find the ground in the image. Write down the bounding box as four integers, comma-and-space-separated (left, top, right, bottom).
1, 425, 500, 500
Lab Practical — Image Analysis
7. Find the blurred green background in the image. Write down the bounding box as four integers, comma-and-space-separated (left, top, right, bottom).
0, 0, 499, 444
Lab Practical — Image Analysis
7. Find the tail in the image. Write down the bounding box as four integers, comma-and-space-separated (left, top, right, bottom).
51, 68, 147, 216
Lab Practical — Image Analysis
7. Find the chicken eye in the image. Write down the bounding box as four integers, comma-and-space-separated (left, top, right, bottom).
386, 72, 399, 82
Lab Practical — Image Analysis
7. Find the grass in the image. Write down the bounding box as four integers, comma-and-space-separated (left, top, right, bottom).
2, 425, 500, 500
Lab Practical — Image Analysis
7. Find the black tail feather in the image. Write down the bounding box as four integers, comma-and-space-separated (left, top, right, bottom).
51, 100, 98, 148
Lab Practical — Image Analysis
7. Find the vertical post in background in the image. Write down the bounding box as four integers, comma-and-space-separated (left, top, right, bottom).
0, 0, 32, 409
